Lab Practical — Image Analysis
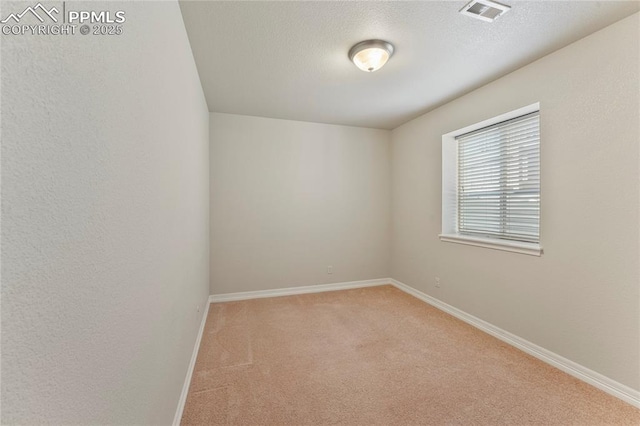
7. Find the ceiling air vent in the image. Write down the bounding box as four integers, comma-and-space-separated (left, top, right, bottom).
459, 0, 510, 22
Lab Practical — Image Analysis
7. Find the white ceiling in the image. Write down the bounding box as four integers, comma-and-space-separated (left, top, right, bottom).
180, 1, 639, 130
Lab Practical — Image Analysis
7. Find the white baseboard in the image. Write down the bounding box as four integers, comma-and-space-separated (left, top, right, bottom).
172, 299, 211, 426
389, 278, 640, 409
209, 278, 390, 303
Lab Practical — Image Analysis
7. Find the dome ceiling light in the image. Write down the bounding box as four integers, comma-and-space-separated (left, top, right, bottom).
348, 40, 395, 73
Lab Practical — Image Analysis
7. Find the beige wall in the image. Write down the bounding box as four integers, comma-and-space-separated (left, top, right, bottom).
390, 13, 639, 390
210, 113, 390, 294
1, 2, 210, 424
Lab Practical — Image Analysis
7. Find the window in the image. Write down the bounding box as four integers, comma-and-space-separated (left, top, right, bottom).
440, 103, 542, 256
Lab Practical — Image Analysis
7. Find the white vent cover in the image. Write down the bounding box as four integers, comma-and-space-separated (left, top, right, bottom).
459, 0, 511, 22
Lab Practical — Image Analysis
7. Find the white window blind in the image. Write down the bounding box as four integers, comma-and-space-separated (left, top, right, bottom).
456, 111, 540, 243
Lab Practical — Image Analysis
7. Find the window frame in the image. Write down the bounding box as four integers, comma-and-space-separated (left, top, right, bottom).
439, 103, 542, 256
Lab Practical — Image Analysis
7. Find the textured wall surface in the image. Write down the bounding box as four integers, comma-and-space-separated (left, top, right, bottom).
210, 113, 390, 295
1, 1, 210, 423
390, 13, 639, 390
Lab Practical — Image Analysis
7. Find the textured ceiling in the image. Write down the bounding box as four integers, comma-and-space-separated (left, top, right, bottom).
180, 1, 639, 130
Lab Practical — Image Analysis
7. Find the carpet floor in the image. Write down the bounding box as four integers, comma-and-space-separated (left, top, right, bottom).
181, 285, 639, 425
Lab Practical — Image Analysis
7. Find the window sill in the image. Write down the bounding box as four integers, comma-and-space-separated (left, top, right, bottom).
438, 233, 542, 256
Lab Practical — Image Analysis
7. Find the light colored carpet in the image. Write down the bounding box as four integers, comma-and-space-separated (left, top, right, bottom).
181, 285, 639, 425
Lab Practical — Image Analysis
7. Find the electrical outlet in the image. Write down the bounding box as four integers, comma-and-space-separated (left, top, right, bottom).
327, 265, 333, 274
435, 277, 441, 288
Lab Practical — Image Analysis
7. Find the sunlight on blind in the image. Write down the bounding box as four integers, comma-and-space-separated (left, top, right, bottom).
456, 112, 540, 243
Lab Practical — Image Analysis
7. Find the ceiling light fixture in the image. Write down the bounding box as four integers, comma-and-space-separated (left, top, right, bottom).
348, 40, 394, 73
